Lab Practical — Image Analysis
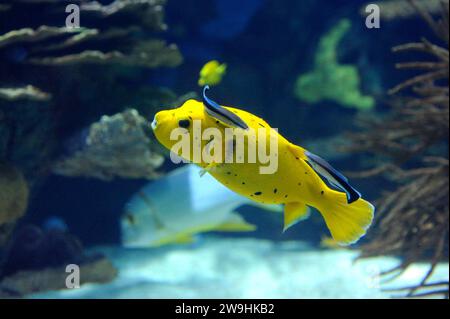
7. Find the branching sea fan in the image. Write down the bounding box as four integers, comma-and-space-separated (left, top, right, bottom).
347, 0, 449, 298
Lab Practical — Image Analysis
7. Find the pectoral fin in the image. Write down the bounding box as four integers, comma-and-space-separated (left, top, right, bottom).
214, 212, 257, 232
283, 202, 310, 232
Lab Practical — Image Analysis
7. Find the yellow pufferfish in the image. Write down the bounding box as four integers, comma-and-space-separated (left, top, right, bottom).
151, 86, 375, 245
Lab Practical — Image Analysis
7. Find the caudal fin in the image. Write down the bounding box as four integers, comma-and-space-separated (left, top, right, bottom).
317, 189, 375, 245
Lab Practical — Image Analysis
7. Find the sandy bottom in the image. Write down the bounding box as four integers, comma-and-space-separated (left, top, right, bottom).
28, 237, 449, 299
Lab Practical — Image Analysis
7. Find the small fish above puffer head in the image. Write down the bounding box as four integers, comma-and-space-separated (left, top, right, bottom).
198, 60, 227, 87
121, 164, 281, 248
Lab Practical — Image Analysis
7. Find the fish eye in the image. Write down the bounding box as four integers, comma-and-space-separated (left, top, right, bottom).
178, 119, 190, 128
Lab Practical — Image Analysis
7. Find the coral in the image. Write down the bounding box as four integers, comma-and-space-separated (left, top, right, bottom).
346, 0, 449, 298
0, 163, 29, 246
0, 257, 116, 298
0, 0, 182, 183
0, 1, 181, 72
0, 86, 51, 102
0, 225, 117, 297
53, 109, 164, 180
0, 0, 183, 254
0, 225, 84, 276
293, 19, 375, 111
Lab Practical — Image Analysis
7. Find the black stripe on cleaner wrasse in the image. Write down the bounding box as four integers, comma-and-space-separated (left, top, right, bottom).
304, 150, 361, 204
202, 85, 249, 130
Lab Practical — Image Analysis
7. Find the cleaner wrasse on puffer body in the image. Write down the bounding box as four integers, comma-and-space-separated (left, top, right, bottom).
151, 86, 375, 245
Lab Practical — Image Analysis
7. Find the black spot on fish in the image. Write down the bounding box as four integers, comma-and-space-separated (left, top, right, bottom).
296, 157, 299, 160
234, 174, 237, 177
298, 182, 302, 186
242, 182, 246, 185
254, 191, 262, 196
178, 119, 190, 128
226, 171, 231, 175
216, 120, 220, 124
305, 172, 308, 175
273, 188, 277, 194
284, 194, 288, 198
321, 191, 324, 195
188, 116, 192, 120
258, 123, 265, 127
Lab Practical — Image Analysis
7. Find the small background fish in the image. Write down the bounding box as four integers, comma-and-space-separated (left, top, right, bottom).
121, 165, 281, 247
198, 60, 227, 86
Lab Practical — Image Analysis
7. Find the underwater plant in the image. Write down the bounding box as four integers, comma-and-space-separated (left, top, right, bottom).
293, 19, 375, 111
347, 0, 449, 298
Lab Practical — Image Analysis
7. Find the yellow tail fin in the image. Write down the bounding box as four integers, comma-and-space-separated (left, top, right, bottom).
316, 189, 374, 245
